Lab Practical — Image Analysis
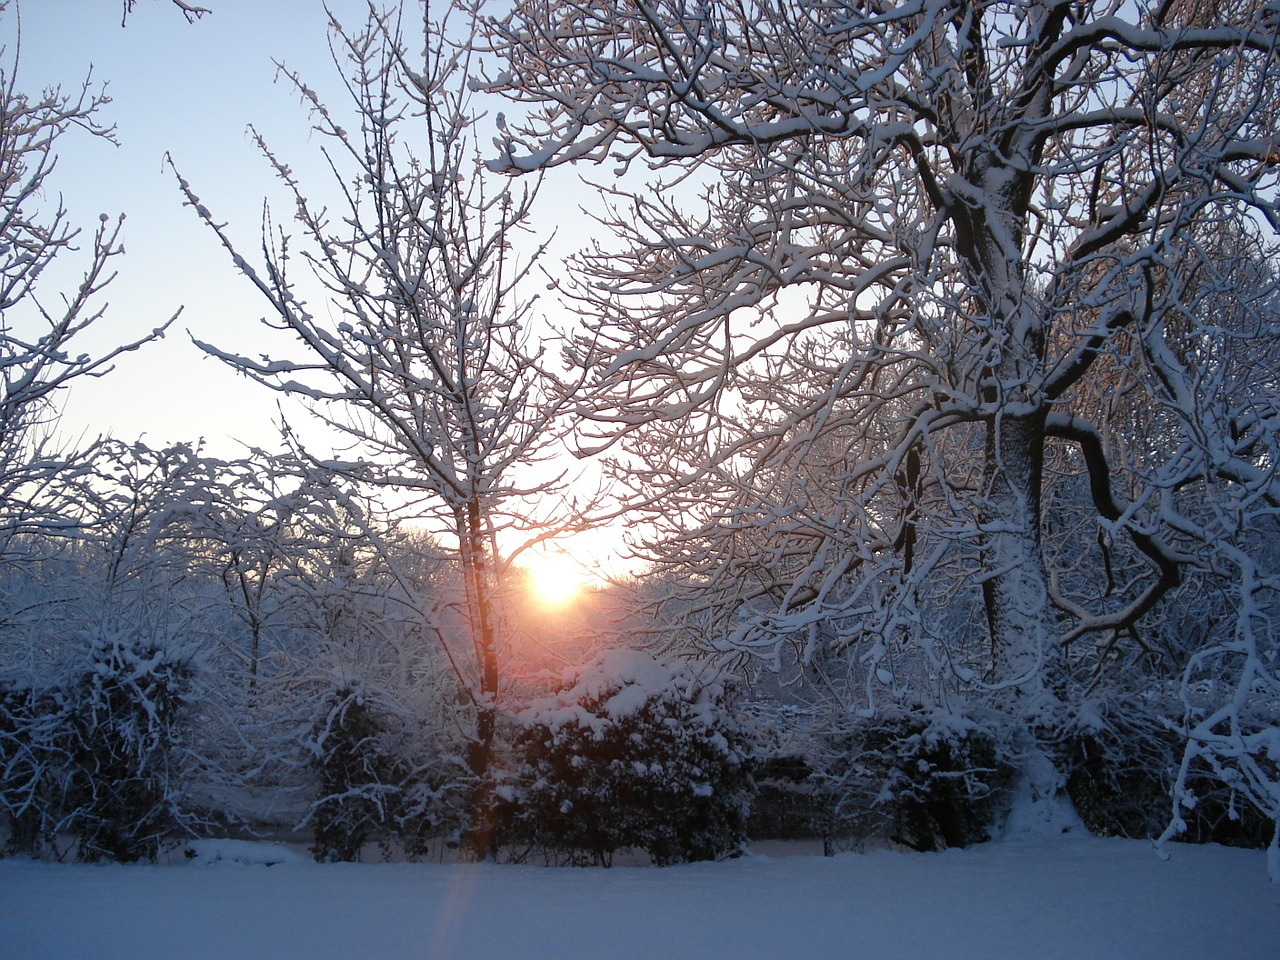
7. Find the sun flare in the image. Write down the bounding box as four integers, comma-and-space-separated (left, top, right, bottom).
525, 553, 592, 609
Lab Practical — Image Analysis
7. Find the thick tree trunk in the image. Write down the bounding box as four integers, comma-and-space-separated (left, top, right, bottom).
979, 411, 1078, 834
980, 411, 1060, 696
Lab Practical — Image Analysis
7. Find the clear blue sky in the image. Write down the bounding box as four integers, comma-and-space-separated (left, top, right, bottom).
9, 0, 494, 456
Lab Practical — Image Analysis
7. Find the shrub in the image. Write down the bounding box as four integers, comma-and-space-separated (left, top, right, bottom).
306, 682, 444, 862
309, 686, 397, 861
818, 704, 1017, 852
60, 630, 198, 862
0, 677, 66, 857
1, 630, 202, 862
1064, 695, 1274, 847
502, 649, 755, 866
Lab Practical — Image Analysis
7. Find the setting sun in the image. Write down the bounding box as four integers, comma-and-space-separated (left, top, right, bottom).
524, 553, 593, 609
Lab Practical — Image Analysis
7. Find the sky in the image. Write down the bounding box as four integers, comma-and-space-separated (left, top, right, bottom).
9, 0, 582, 460
8, 0, 335, 452
6, 0, 625, 573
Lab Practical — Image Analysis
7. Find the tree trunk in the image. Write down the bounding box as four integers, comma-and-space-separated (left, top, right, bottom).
980, 411, 1060, 696
979, 411, 1078, 833
459, 498, 501, 859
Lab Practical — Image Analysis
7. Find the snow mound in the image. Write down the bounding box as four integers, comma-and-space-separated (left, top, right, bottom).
999, 788, 1087, 841
182, 839, 310, 867
998, 751, 1088, 842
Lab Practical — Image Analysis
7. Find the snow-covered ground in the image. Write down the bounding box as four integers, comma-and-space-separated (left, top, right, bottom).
2, 836, 1276, 960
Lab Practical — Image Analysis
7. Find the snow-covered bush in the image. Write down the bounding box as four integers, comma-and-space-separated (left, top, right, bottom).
308, 689, 371, 861
59, 629, 200, 862
1064, 692, 1274, 847
500, 649, 755, 866
0, 676, 66, 857
308, 685, 409, 862
304, 679, 458, 862
1, 628, 208, 863
818, 704, 1017, 852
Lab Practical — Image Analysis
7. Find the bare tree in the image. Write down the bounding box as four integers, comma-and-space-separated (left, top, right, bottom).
483, 0, 1280, 858
0, 3, 173, 551
172, 1, 587, 842
120, 0, 211, 26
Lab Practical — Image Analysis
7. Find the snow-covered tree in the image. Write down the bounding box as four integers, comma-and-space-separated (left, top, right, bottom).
173, 2, 590, 841
0, 441, 236, 861
0, 3, 172, 552
120, 0, 210, 25
483, 0, 1280, 867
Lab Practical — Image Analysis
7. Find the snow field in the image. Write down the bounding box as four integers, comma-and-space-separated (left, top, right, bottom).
2, 836, 1277, 960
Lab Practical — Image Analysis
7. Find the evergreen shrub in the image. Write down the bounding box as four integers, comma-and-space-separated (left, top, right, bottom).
61, 630, 197, 862
821, 704, 1016, 852
1064, 695, 1274, 847
502, 649, 755, 866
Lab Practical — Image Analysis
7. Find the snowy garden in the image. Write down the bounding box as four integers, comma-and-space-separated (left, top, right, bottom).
3, 0, 1280, 955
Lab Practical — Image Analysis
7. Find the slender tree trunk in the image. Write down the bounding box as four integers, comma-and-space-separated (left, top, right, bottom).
462, 497, 499, 774
458, 498, 501, 858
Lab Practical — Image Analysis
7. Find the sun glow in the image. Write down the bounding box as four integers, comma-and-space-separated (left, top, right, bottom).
524, 552, 594, 609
